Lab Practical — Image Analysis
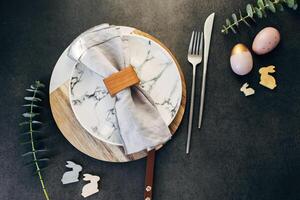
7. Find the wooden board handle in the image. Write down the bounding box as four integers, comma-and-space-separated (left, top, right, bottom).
144, 149, 156, 200
103, 65, 140, 96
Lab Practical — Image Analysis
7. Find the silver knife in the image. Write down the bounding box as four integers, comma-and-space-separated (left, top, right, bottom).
198, 13, 215, 129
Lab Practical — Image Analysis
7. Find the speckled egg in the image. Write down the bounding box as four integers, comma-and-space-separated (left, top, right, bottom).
230, 43, 253, 76
252, 27, 280, 55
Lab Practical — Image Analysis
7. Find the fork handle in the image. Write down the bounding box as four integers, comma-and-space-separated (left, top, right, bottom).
186, 64, 196, 154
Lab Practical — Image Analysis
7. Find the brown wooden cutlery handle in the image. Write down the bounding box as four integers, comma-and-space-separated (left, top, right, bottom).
144, 149, 156, 200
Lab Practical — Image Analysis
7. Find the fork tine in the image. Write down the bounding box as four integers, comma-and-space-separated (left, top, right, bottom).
199, 32, 203, 56
188, 31, 195, 54
195, 31, 200, 55
192, 31, 198, 54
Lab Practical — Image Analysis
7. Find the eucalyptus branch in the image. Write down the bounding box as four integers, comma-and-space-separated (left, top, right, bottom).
19, 81, 51, 200
221, 0, 298, 34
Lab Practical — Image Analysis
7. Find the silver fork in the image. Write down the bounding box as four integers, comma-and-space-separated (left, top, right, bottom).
186, 31, 203, 154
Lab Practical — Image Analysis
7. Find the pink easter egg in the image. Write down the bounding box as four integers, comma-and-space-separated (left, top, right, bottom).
252, 27, 280, 55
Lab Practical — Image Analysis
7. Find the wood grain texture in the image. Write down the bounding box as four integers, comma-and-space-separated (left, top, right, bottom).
50, 30, 186, 162
103, 65, 140, 97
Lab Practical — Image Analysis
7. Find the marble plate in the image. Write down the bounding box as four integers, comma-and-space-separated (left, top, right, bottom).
69, 31, 182, 146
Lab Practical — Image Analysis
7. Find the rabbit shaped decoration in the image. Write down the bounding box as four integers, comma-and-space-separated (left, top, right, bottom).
259, 65, 277, 90
61, 161, 83, 184
240, 83, 255, 96
81, 174, 101, 198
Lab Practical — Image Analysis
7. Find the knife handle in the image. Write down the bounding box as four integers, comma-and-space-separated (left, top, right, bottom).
144, 149, 156, 200
198, 66, 207, 129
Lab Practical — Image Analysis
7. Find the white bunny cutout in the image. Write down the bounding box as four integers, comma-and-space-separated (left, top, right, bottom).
240, 83, 255, 96
61, 161, 83, 184
81, 174, 101, 198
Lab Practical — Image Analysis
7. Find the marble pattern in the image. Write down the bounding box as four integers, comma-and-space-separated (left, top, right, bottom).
69, 34, 182, 146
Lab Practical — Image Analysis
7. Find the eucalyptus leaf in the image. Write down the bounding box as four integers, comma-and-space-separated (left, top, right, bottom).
239, 9, 243, 18
242, 18, 251, 27
20, 133, 47, 142
226, 18, 231, 26
293, 4, 298, 9
22, 104, 41, 108
19, 121, 30, 126
262, 8, 268, 17
19, 120, 42, 126
22, 112, 40, 118
275, 3, 285, 11
35, 81, 45, 88
257, 0, 265, 8
21, 130, 42, 136
32, 120, 42, 124
30, 85, 37, 90
20, 138, 46, 145
24, 96, 42, 102
26, 89, 45, 95
22, 149, 49, 157
230, 26, 237, 34
286, 0, 295, 8
254, 7, 263, 17
232, 13, 238, 25
24, 158, 50, 167
246, 4, 254, 17
266, 0, 276, 12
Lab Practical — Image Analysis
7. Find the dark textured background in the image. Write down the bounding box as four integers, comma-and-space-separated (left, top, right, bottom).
1, 1, 300, 200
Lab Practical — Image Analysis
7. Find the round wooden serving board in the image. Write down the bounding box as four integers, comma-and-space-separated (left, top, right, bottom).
50, 29, 186, 162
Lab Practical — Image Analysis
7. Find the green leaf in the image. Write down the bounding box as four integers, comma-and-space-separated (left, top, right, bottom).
226, 18, 231, 26
22, 104, 41, 108
293, 3, 298, 10
22, 112, 40, 118
239, 9, 243, 18
232, 13, 239, 25
266, 0, 276, 12
22, 149, 49, 157
24, 158, 50, 167
19, 120, 42, 126
26, 89, 45, 95
20, 131, 47, 142
246, 4, 254, 17
34, 81, 45, 88
21, 130, 42, 135
32, 120, 42, 124
24, 96, 42, 102
257, 0, 265, 8
242, 18, 251, 27
275, 3, 284, 11
230, 26, 237, 34
261, 8, 268, 17
286, 0, 295, 8
20, 138, 46, 145
254, 7, 263, 18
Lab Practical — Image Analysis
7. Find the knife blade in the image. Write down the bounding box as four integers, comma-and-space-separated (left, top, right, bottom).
198, 13, 215, 129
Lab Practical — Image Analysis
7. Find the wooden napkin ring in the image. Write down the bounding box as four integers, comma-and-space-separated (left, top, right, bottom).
103, 65, 140, 97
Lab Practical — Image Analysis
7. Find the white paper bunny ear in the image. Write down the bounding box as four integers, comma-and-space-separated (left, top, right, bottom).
61, 161, 82, 185
81, 173, 101, 198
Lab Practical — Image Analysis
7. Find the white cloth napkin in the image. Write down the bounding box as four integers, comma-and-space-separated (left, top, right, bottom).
68, 24, 172, 154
